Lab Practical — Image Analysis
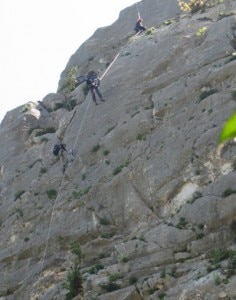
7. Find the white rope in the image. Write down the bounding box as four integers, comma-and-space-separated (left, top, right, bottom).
136, 2, 141, 19
35, 50, 121, 296
100, 51, 120, 80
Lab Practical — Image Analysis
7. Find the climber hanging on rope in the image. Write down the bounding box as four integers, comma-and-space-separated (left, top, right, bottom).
52, 143, 74, 174
75, 71, 105, 105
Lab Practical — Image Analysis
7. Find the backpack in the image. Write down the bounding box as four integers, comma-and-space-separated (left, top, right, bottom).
53, 144, 61, 156
87, 75, 100, 87
53, 144, 66, 156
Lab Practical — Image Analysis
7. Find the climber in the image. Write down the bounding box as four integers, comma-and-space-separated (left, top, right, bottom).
74, 71, 105, 105
85, 71, 105, 105
53, 143, 68, 174
134, 18, 146, 34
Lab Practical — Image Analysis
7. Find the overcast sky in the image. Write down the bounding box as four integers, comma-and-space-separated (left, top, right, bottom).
0, 0, 138, 122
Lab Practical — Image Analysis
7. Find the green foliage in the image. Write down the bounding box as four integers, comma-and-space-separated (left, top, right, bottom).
160, 269, 166, 278
113, 159, 129, 176
53, 99, 77, 111
60, 66, 78, 95
64, 262, 83, 300
121, 256, 129, 263
100, 232, 115, 239
92, 144, 100, 152
129, 276, 137, 284
88, 263, 104, 274
21, 104, 31, 113
35, 126, 56, 137
214, 274, 222, 286
221, 188, 236, 198
70, 241, 83, 264
100, 282, 120, 292
105, 126, 115, 135
46, 189, 57, 200
40, 137, 49, 143
191, 191, 202, 203
196, 232, 205, 239
99, 217, 110, 226
15, 207, 23, 218
146, 27, 156, 35
103, 150, 110, 156
108, 272, 122, 282
199, 89, 218, 101
14, 190, 25, 201
82, 85, 90, 96
210, 249, 229, 265
136, 132, 146, 141
196, 26, 207, 37
219, 111, 236, 143
232, 90, 236, 99
178, 0, 206, 13
113, 165, 123, 175
159, 293, 166, 300
72, 187, 90, 200
176, 217, 188, 229
40, 167, 47, 174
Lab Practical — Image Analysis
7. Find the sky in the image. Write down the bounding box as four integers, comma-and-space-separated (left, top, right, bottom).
0, 0, 138, 122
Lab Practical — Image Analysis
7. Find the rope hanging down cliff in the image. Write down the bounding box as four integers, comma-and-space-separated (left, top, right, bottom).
35, 49, 121, 295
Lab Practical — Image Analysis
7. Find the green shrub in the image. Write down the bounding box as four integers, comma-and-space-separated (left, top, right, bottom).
210, 249, 229, 265
59, 66, 78, 95
222, 188, 236, 198
100, 282, 120, 292
40, 167, 47, 174
196, 232, 205, 239
15, 208, 23, 218
14, 190, 25, 201
232, 90, 236, 99
40, 137, 49, 143
214, 274, 221, 286
178, 0, 206, 13
82, 85, 90, 96
199, 89, 218, 101
99, 217, 110, 226
196, 26, 207, 37
146, 27, 156, 35
88, 263, 104, 274
121, 256, 129, 263
35, 127, 56, 137
136, 133, 146, 141
160, 269, 166, 278
103, 150, 110, 156
129, 276, 137, 284
46, 189, 57, 200
113, 165, 123, 175
92, 144, 100, 152
64, 263, 83, 300
105, 126, 115, 135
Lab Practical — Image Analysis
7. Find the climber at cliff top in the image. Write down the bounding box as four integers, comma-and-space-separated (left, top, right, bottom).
134, 18, 146, 34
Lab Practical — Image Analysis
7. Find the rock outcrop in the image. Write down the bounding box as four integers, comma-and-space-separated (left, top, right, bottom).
0, 0, 236, 299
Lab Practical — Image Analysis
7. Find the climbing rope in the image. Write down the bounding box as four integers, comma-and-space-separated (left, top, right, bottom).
35, 49, 121, 296
136, 2, 141, 19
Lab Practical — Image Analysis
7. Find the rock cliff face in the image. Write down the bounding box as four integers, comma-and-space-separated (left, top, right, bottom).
1, 0, 236, 299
